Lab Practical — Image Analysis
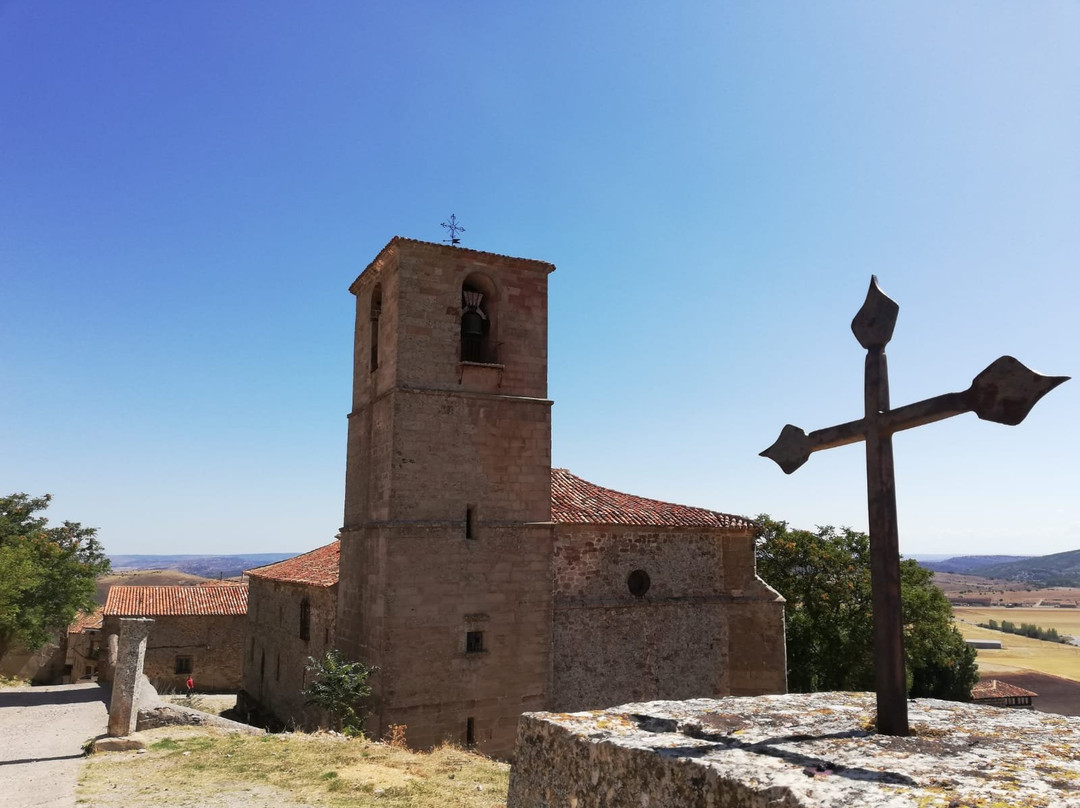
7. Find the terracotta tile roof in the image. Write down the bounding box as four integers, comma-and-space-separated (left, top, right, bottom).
104, 584, 248, 616
67, 608, 103, 634
551, 468, 753, 530
972, 679, 1038, 699
246, 541, 340, 587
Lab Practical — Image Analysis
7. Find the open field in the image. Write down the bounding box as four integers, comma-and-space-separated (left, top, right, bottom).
80, 725, 509, 808
934, 573, 1080, 605
954, 607, 1080, 637
953, 612, 1080, 682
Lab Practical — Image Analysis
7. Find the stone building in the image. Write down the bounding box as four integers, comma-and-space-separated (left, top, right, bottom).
241, 237, 786, 757
64, 608, 103, 682
102, 584, 248, 692
242, 541, 339, 726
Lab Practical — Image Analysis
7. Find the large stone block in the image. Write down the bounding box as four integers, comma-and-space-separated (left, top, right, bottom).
508, 692, 1080, 807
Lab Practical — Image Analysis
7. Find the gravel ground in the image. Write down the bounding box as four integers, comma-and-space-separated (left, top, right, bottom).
0, 682, 109, 808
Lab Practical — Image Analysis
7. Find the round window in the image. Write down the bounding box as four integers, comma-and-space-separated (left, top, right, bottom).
627, 569, 651, 597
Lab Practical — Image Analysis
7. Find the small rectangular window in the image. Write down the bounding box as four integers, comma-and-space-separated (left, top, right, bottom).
175, 656, 193, 675
465, 505, 477, 539
466, 631, 484, 653
466, 717, 475, 747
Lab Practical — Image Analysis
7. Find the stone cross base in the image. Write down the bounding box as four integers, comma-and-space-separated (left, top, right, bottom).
507, 692, 1080, 807
107, 617, 154, 737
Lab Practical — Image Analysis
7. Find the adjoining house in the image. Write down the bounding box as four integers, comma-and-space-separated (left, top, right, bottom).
64, 608, 103, 682
239, 237, 787, 757
101, 583, 248, 692
241, 541, 339, 727
972, 679, 1037, 709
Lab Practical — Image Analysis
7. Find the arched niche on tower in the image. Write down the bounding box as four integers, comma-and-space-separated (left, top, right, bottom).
461, 272, 499, 364
369, 282, 383, 373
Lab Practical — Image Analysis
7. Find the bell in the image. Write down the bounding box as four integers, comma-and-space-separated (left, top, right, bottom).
461, 310, 485, 338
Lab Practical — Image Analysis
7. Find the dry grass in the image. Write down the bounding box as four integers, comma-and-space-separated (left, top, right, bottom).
953, 612, 1080, 682
78, 726, 509, 808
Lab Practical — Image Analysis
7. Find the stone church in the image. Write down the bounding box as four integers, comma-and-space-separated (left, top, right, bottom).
241, 237, 786, 757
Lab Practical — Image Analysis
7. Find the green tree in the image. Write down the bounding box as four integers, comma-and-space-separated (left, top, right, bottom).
302, 650, 376, 735
755, 515, 978, 702
0, 493, 110, 659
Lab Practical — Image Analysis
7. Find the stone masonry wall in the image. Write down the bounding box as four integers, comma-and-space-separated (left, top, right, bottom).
388, 389, 553, 523
368, 522, 553, 757
102, 613, 244, 692
242, 577, 336, 727
552, 524, 785, 711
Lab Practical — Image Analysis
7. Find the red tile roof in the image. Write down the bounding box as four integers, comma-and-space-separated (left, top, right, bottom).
68, 608, 103, 634
551, 468, 753, 530
104, 584, 248, 616
246, 541, 340, 587
973, 679, 1038, 699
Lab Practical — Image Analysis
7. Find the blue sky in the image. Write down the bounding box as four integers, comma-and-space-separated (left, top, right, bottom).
2, 2, 1076, 557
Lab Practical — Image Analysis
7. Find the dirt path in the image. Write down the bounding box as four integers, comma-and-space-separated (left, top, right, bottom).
0, 682, 109, 808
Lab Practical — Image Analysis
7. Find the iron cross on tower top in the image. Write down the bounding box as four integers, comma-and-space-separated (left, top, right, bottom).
761, 277, 1068, 736
441, 214, 465, 245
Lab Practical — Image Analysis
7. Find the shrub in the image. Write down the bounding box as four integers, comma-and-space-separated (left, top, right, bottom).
302, 650, 376, 736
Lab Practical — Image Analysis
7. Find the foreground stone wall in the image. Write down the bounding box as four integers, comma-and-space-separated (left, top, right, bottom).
508, 692, 1080, 807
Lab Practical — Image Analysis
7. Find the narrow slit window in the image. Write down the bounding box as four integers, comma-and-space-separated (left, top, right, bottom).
300, 598, 311, 641
370, 283, 382, 372
465, 505, 476, 539
466, 717, 475, 747
466, 631, 484, 653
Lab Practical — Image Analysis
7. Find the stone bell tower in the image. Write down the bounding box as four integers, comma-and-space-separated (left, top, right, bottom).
337, 237, 555, 756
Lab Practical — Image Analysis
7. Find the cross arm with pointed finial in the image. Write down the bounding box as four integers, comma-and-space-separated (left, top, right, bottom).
761, 278, 1069, 474
762, 355, 1069, 474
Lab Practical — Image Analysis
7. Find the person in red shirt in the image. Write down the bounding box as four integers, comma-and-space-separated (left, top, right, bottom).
186, 676, 194, 695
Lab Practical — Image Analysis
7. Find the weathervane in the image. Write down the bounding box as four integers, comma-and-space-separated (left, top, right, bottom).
441, 214, 465, 245
761, 276, 1068, 737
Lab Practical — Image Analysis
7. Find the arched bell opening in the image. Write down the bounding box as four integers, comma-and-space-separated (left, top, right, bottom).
461, 273, 497, 363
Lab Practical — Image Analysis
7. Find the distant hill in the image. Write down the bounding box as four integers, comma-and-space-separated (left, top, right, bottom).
920, 550, 1080, 588
974, 549, 1080, 587
920, 555, 1031, 575
107, 553, 298, 579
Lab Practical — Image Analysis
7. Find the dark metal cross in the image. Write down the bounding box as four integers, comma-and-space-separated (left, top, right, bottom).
760, 277, 1068, 736
441, 214, 465, 245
